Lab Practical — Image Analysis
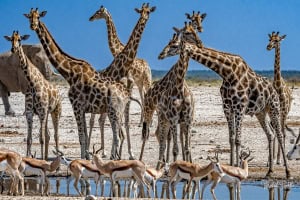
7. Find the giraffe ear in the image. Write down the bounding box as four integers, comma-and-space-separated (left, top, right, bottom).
23, 13, 30, 18
281, 35, 286, 40
134, 8, 141, 13
173, 27, 181, 34
201, 13, 207, 19
4, 36, 12, 41
40, 11, 47, 17
21, 35, 30, 41
185, 13, 192, 19
150, 6, 156, 12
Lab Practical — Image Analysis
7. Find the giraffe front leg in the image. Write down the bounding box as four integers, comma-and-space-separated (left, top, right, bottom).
171, 124, 179, 162
45, 121, 50, 160
51, 101, 61, 153
234, 112, 245, 167
25, 111, 33, 157
88, 113, 96, 150
39, 117, 47, 160
98, 113, 107, 158
74, 111, 88, 159
25, 94, 34, 157
107, 109, 120, 160
125, 101, 135, 160
223, 108, 235, 166
166, 127, 172, 163
156, 120, 168, 170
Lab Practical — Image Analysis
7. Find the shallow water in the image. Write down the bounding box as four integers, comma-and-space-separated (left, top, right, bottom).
47, 178, 300, 199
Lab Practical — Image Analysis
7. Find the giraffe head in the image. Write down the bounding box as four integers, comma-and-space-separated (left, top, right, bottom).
134, 3, 156, 21
158, 22, 202, 59
267, 31, 286, 50
4, 31, 30, 53
185, 10, 207, 32
24, 8, 47, 31
89, 5, 109, 21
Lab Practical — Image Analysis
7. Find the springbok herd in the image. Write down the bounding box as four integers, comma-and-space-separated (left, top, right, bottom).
1, 3, 300, 199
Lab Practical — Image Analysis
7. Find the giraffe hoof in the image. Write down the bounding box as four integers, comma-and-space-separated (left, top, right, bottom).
5, 110, 15, 117
265, 171, 274, 179
286, 170, 292, 180
129, 156, 135, 160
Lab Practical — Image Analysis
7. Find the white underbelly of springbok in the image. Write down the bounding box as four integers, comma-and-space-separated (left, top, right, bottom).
23, 165, 44, 177
112, 168, 135, 181
221, 174, 240, 184
81, 167, 99, 179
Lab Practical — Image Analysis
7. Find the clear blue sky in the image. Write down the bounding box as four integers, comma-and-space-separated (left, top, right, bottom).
1, 0, 299, 71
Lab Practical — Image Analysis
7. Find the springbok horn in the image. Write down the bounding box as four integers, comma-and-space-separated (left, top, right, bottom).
244, 148, 251, 160
93, 144, 96, 154
95, 146, 102, 154
57, 148, 64, 156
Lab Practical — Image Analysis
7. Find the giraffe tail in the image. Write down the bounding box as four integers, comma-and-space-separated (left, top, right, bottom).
130, 96, 142, 110
286, 125, 297, 137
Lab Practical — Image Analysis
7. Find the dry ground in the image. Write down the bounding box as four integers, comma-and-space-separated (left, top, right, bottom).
0, 84, 300, 199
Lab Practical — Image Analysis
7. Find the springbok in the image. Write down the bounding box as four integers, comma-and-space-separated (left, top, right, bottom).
18, 150, 63, 196
200, 149, 253, 200
128, 161, 168, 198
168, 155, 223, 199
287, 128, 300, 160
0, 148, 24, 196
88, 145, 150, 198
59, 154, 106, 196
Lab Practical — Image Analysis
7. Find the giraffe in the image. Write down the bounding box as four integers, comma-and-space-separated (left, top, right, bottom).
154, 23, 202, 169
139, 10, 206, 162
139, 34, 194, 163
267, 31, 292, 164
87, 5, 153, 157
4, 31, 62, 160
158, 31, 291, 178
24, 4, 155, 160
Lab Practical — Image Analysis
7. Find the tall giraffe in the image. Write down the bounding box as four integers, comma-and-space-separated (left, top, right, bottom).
4, 31, 62, 160
139, 10, 206, 162
87, 5, 154, 157
267, 31, 292, 164
89, 5, 152, 114
24, 4, 155, 159
159, 33, 290, 178
154, 23, 202, 169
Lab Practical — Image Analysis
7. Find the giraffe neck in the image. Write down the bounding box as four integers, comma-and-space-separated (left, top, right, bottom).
16, 46, 36, 84
274, 44, 282, 83
36, 22, 96, 83
170, 42, 190, 87
113, 14, 148, 66
189, 45, 249, 81
104, 11, 124, 57
101, 14, 149, 78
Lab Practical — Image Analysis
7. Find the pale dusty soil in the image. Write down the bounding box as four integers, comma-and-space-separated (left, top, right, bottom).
0, 84, 300, 199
